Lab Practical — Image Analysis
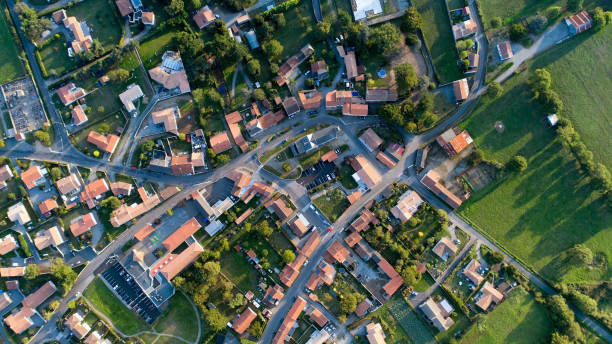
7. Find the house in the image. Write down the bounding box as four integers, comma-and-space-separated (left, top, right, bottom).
376, 151, 396, 168
110, 181, 133, 197
348, 209, 379, 232
71, 105, 88, 126
134, 224, 155, 242
0, 234, 18, 255
308, 308, 328, 327
467, 52, 479, 73
390, 190, 423, 223
65, 312, 91, 339
496, 41, 513, 61
84, 331, 110, 344
325, 90, 353, 110
70, 212, 97, 237
240, 181, 275, 203
279, 255, 304, 287
453, 78, 469, 102
80, 178, 110, 209
321, 150, 338, 163
229, 122, 248, 152
419, 297, 455, 332
4, 307, 36, 334
475, 282, 504, 311
209, 131, 232, 154
232, 307, 257, 334
119, 84, 144, 114
34, 226, 65, 250
342, 102, 368, 116
38, 198, 58, 217
23, 280, 57, 308
326, 240, 350, 264
162, 217, 202, 252
337, 46, 358, 79
225, 111, 242, 124
311, 60, 329, 80
349, 154, 382, 190
21, 165, 47, 189
355, 299, 373, 317
0, 266, 25, 277
263, 284, 284, 307
463, 259, 484, 285
275, 44, 314, 86
52, 9, 67, 23
366, 322, 386, 344
265, 196, 293, 221
151, 106, 180, 135
421, 170, 466, 209
432, 236, 458, 261
366, 87, 398, 102
566, 11, 592, 35
289, 213, 310, 237
345, 231, 363, 248
377, 258, 403, 299
7, 202, 31, 225
227, 170, 251, 197
57, 83, 86, 106
359, 128, 383, 152
110, 187, 160, 227
171, 155, 194, 175
114, 0, 134, 17
193, 6, 215, 29
87, 131, 120, 154
282, 97, 301, 117
299, 231, 321, 257
148, 51, 191, 94
271, 297, 307, 344
156, 241, 204, 280
305, 260, 336, 291
141, 11, 155, 25
453, 19, 477, 40
56, 173, 81, 195
61, 16, 93, 53
246, 110, 286, 135
0, 165, 13, 189
298, 90, 322, 110
0, 293, 12, 311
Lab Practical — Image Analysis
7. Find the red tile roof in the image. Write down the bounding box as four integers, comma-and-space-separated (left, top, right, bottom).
453, 78, 469, 101
376, 152, 396, 168
225, 111, 242, 124
39, 198, 58, 215
57, 83, 85, 105
359, 128, 383, 151
496, 41, 513, 60
232, 307, 257, 334
209, 131, 232, 154
299, 231, 320, 257
70, 212, 97, 237
71, 105, 88, 125
22, 281, 56, 308
162, 217, 201, 252
158, 241, 204, 280
229, 123, 248, 153
87, 132, 120, 153
383, 275, 403, 298
80, 179, 109, 208
115, 0, 134, 16
326, 240, 349, 263
272, 297, 307, 344
421, 170, 464, 208
309, 308, 328, 327
134, 224, 155, 241
345, 231, 363, 247
21, 166, 44, 189
193, 6, 215, 28
349, 209, 379, 232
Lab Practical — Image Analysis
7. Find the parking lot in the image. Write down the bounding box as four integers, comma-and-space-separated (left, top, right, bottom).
297, 161, 336, 190
101, 259, 161, 323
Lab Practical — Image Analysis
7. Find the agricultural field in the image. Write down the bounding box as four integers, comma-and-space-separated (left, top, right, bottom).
0, 9, 23, 83
362, 297, 415, 343
458, 48, 612, 284
460, 287, 552, 344
413, 0, 462, 83
387, 297, 437, 344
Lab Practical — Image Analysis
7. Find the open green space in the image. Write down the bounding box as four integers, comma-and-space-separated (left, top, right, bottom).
313, 188, 350, 222
0, 9, 23, 83
38, 34, 74, 77
220, 249, 259, 291
413, 272, 435, 292
413, 0, 462, 83
268, 0, 317, 60
364, 298, 415, 343
479, 0, 561, 28
458, 49, 612, 284
388, 297, 436, 344
84, 277, 150, 335
70, 112, 127, 157
66, 0, 123, 49
461, 287, 552, 343
138, 28, 181, 69
299, 146, 331, 169
153, 292, 198, 343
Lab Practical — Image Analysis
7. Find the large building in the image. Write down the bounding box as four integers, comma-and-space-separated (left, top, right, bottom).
148, 51, 191, 94
421, 170, 466, 208
119, 84, 144, 114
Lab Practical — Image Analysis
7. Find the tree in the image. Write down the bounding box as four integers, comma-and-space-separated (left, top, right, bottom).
405, 33, 420, 46
263, 40, 283, 61
528, 15, 548, 33
24, 264, 39, 280
51, 258, 77, 295
339, 293, 360, 314
509, 24, 527, 41
546, 6, 562, 20
282, 163, 291, 172
550, 332, 572, 344
247, 59, 261, 77
490, 17, 502, 28
486, 250, 505, 264
34, 130, 52, 146
273, 13, 286, 28
567, 0, 583, 12
142, 140, 154, 152
14, 3, 51, 41
401, 7, 423, 32
528, 68, 551, 94
547, 295, 583, 341
248, 320, 264, 338
216, 154, 231, 165
166, 0, 185, 16
203, 261, 221, 285
399, 265, 419, 285
93, 150, 100, 158
565, 244, 593, 267
204, 309, 226, 332
368, 23, 402, 56
107, 68, 130, 82
394, 63, 418, 92
229, 293, 245, 308
416, 92, 433, 114
100, 196, 121, 210
592, 7, 607, 29
97, 106, 105, 114
568, 290, 598, 314
253, 89, 265, 101
487, 82, 503, 98
0, 139, 4, 148
506, 155, 527, 172
179, 133, 186, 141
256, 220, 274, 237
50, 167, 62, 180
99, 123, 111, 133
590, 163, 612, 189
282, 250, 296, 263
176, 31, 204, 57
315, 21, 331, 40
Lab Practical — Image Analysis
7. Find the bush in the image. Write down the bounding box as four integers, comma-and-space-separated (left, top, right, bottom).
405, 33, 420, 46
567, 0, 583, 12
18, 234, 32, 257
487, 82, 503, 98
527, 15, 548, 33
490, 17, 502, 28
509, 24, 527, 41
506, 155, 527, 172
546, 6, 562, 20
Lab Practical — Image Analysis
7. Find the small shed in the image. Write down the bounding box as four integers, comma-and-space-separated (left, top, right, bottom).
546, 114, 559, 127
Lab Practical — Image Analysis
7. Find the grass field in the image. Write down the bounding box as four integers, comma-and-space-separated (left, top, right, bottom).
364, 297, 414, 343
220, 249, 259, 291
0, 9, 23, 83
458, 49, 612, 284
139, 28, 182, 69
313, 188, 350, 222
479, 0, 561, 28
533, 25, 612, 170
84, 277, 150, 335
267, 0, 317, 59
66, 0, 122, 49
388, 297, 436, 344
38, 34, 74, 77
461, 287, 552, 343
153, 292, 198, 343
413, 0, 462, 83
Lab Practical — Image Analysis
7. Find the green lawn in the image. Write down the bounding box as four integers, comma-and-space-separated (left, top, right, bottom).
0, 9, 23, 83
66, 0, 123, 49
461, 287, 552, 343
268, 0, 317, 60
313, 188, 350, 222
84, 277, 151, 335
479, 0, 560, 28
220, 249, 259, 291
153, 292, 198, 343
138, 28, 181, 69
458, 53, 612, 284
38, 34, 74, 77
413, 0, 462, 83
388, 297, 436, 344
70, 112, 127, 157
413, 272, 435, 292
299, 146, 331, 169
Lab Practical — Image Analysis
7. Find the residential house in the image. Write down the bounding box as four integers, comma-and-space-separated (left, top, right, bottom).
325, 90, 353, 110
265, 196, 294, 222
151, 107, 180, 135
348, 209, 379, 232
228, 122, 248, 153
155, 241, 204, 280
311, 60, 329, 80
209, 131, 232, 154
355, 299, 373, 317
70, 212, 97, 237
57, 83, 86, 106
463, 259, 484, 285
227, 170, 252, 197
299, 231, 321, 257
0, 234, 18, 255
359, 128, 383, 152
432, 236, 458, 261
289, 213, 310, 237
566, 11, 592, 35
84, 331, 110, 344
245, 30, 259, 49
275, 44, 314, 86
321, 150, 338, 163
475, 282, 504, 311
7, 202, 31, 225
386, 143, 405, 161
366, 322, 386, 344
467, 52, 479, 73
282, 97, 301, 117
0, 293, 12, 311
298, 90, 322, 110
437, 127, 473, 157
308, 308, 328, 327
193, 6, 215, 29
453, 19, 477, 40
110, 187, 160, 226
87, 131, 120, 154
496, 41, 513, 61
349, 154, 382, 190
342, 102, 368, 116
148, 51, 191, 94
71, 105, 88, 126
453, 78, 469, 103
21, 165, 47, 189
61, 16, 93, 53
65, 312, 91, 339
5, 281, 57, 334
80, 178, 110, 208
162, 217, 202, 252
376, 258, 403, 299
110, 181, 133, 197
0, 266, 25, 278
271, 297, 307, 344
419, 297, 455, 332
390, 190, 423, 222
38, 198, 58, 217
141, 11, 155, 25
421, 170, 466, 208
376, 151, 396, 168
34, 226, 65, 250
114, 0, 134, 17
263, 284, 284, 307
352, 0, 382, 20
305, 260, 336, 291
0, 165, 13, 189
337, 46, 358, 79
232, 307, 256, 334
119, 84, 144, 114
280, 232, 320, 287
171, 155, 194, 175
56, 173, 81, 196
240, 181, 275, 203
245, 110, 286, 136
326, 240, 350, 264
366, 87, 398, 102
